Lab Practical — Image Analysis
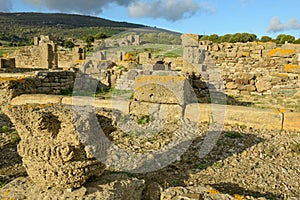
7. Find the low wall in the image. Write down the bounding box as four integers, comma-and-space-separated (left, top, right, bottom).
9, 94, 300, 131
0, 71, 75, 106
181, 34, 300, 99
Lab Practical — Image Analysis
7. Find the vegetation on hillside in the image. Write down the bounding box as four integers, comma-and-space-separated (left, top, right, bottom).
0, 12, 146, 44
200, 33, 300, 44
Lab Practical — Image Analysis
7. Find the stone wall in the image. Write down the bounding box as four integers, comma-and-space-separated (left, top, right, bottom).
13, 35, 58, 69
0, 58, 15, 69
115, 69, 180, 91
105, 35, 140, 47
181, 34, 300, 97
0, 71, 75, 106
58, 46, 86, 69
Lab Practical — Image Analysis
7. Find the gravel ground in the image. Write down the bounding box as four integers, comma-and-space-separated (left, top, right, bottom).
0, 110, 299, 199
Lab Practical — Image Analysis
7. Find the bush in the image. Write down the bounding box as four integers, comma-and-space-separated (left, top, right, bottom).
63, 40, 75, 49
275, 34, 295, 44
260, 36, 273, 42
294, 38, 300, 44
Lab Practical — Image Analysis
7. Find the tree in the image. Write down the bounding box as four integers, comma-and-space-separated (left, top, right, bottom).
63, 40, 75, 49
85, 35, 95, 43
275, 34, 295, 44
294, 38, 300, 44
220, 34, 232, 43
208, 34, 219, 43
95, 32, 108, 39
260, 36, 273, 42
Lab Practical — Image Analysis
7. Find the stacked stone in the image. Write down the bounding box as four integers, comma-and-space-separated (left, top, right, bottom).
130, 75, 196, 124
181, 34, 300, 97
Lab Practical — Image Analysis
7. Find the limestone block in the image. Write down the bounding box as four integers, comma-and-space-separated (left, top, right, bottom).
159, 104, 182, 123
133, 76, 195, 105
283, 64, 300, 74
181, 34, 199, 47
184, 104, 283, 130
226, 82, 238, 89
283, 110, 300, 131
129, 101, 160, 119
3, 104, 106, 189
183, 47, 205, 64
10, 94, 63, 105
0, 174, 145, 200
237, 51, 250, 58
250, 53, 262, 59
255, 80, 272, 92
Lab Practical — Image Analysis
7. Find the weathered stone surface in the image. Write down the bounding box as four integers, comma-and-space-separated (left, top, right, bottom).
129, 101, 182, 123
133, 76, 195, 105
181, 34, 199, 47
226, 82, 238, 89
283, 110, 300, 131
130, 101, 160, 119
3, 104, 106, 189
183, 47, 205, 64
255, 80, 272, 92
184, 104, 283, 130
0, 174, 145, 200
161, 186, 237, 200
11, 94, 63, 105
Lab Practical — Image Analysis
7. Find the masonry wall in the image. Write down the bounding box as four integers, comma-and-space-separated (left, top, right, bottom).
0, 71, 75, 106
13, 40, 58, 69
200, 41, 300, 96
182, 34, 300, 98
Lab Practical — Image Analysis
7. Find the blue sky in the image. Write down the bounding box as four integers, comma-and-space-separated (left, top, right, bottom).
1, 0, 300, 38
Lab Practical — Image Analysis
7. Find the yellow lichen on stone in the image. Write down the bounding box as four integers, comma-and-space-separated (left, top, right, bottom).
234, 194, 245, 200
274, 108, 286, 114
283, 64, 300, 73
0, 77, 25, 83
207, 189, 220, 195
267, 49, 296, 57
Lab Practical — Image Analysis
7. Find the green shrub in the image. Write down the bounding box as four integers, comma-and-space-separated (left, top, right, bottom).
137, 115, 151, 125
224, 132, 243, 138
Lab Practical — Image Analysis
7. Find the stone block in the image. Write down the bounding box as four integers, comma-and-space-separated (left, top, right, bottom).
159, 104, 183, 123
129, 101, 160, 119
3, 104, 106, 189
0, 174, 145, 200
11, 94, 63, 105
255, 80, 272, 92
283, 110, 300, 131
184, 104, 283, 130
181, 34, 199, 47
133, 76, 195, 105
283, 64, 300, 74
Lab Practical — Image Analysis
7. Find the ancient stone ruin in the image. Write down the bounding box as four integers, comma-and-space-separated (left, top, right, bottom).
3, 104, 106, 189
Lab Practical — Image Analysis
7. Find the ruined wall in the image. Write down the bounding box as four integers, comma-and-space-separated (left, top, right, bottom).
13, 36, 58, 69
0, 71, 75, 106
181, 34, 300, 97
105, 35, 140, 48
115, 69, 180, 91
0, 58, 15, 69
58, 47, 86, 69
201, 41, 300, 96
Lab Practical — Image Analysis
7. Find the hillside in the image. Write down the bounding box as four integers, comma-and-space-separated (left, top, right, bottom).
0, 12, 147, 43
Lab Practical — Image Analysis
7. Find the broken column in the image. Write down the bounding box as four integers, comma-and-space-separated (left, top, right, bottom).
3, 104, 106, 189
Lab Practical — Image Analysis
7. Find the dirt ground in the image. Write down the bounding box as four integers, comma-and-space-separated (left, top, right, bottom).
0, 111, 299, 199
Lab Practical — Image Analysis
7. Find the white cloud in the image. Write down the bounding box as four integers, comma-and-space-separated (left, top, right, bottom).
128, 0, 215, 21
0, 0, 12, 11
267, 16, 300, 33
22, 0, 138, 15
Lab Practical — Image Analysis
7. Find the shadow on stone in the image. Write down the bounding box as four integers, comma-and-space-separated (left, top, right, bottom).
211, 182, 281, 199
